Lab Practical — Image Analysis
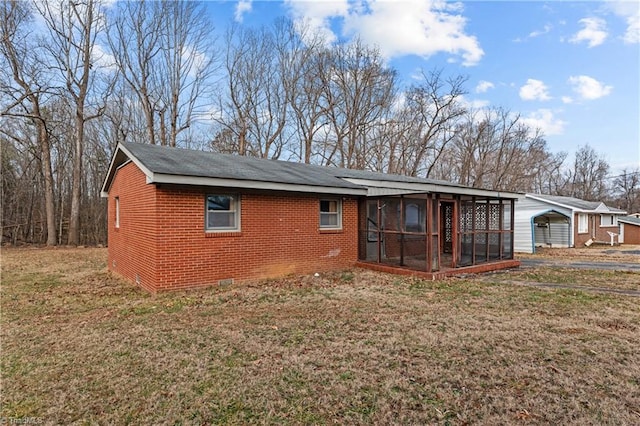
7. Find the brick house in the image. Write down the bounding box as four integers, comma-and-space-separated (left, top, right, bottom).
514, 194, 628, 253
619, 216, 640, 245
101, 143, 520, 292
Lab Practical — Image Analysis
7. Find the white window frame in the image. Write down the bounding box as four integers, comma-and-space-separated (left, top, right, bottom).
600, 214, 617, 227
206, 194, 240, 231
115, 197, 120, 228
577, 213, 588, 234
319, 199, 342, 230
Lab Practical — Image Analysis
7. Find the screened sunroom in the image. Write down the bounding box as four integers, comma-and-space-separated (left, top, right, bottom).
357, 193, 516, 273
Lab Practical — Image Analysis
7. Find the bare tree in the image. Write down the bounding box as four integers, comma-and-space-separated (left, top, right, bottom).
531, 150, 567, 195
567, 144, 609, 201
281, 20, 329, 163
613, 168, 640, 213
442, 107, 555, 191
392, 69, 467, 177
0, 0, 57, 245
107, 0, 163, 145
35, 0, 110, 245
214, 21, 295, 158
318, 39, 397, 169
108, 0, 216, 148
157, 0, 216, 147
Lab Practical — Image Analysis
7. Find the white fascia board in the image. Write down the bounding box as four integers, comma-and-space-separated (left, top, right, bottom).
100, 145, 125, 197
101, 144, 155, 197
100, 159, 133, 197
150, 173, 368, 196
345, 178, 522, 199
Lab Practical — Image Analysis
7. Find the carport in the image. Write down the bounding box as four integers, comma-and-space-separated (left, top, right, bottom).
532, 210, 570, 251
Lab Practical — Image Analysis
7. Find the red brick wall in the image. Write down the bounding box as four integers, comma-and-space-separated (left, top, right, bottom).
107, 164, 359, 291
621, 223, 640, 244
574, 213, 622, 246
154, 187, 358, 291
107, 162, 158, 292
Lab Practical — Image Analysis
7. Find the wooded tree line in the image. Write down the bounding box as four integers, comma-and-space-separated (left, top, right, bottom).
2, 0, 639, 246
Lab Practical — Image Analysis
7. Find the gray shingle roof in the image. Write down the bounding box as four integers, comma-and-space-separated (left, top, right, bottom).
531, 194, 602, 210
102, 142, 521, 198
118, 142, 472, 191
528, 193, 626, 214
619, 215, 640, 226
121, 142, 363, 190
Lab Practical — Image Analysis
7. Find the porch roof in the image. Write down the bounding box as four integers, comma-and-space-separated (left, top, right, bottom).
352, 179, 522, 199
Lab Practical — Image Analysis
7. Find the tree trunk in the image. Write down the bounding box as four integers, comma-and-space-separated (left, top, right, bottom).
67, 111, 84, 246
37, 120, 57, 246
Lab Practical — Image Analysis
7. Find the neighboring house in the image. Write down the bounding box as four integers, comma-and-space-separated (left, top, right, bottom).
101, 142, 521, 292
618, 216, 640, 245
514, 194, 627, 253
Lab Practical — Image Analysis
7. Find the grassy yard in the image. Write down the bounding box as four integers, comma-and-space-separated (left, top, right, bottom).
2, 248, 639, 425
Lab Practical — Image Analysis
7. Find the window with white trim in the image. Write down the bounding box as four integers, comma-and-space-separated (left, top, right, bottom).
600, 214, 617, 227
206, 194, 240, 231
578, 213, 588, 234
115, 197, 120, 228
320, 199, 342, 229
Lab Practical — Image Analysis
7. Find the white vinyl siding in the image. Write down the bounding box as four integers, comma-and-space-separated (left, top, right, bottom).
514, 196, 574, 253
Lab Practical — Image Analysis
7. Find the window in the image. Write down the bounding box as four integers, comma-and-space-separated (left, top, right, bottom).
403, 202, 425, 233
115, 197, 120, 228
600, 214, 617, 227
578, 213, 588, 233
320, 199, 342, 229
206, 195, 240, 231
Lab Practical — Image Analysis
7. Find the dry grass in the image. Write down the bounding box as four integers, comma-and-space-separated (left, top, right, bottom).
2, 247, 640, 425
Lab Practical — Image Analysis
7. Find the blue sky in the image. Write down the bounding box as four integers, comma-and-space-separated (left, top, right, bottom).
206, 0, 640, 174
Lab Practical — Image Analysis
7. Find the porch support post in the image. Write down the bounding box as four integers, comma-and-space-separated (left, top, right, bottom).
510, 198, 515, 258
376, 199, 381, 263
452, 195, 459, 268
426, 195, 432, 272
471, 196, 476, 266
399, 196, 404, 266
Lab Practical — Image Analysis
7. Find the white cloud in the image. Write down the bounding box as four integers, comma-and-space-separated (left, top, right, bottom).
235, 0, 253, 23
623, 13, 640, 43
529, 23, 552, 38
568, 75, 613, 100
459, 95, 490, 109
285, 0, 350, 44
519, 79, 551, 101
561, 96, 573, 104
607, 0, 640, 44
570, 17, 608, 47
520, 109, 566, 136
285, 0, 484, 66
475, 80, 494, 93
91, 43, 117, 73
